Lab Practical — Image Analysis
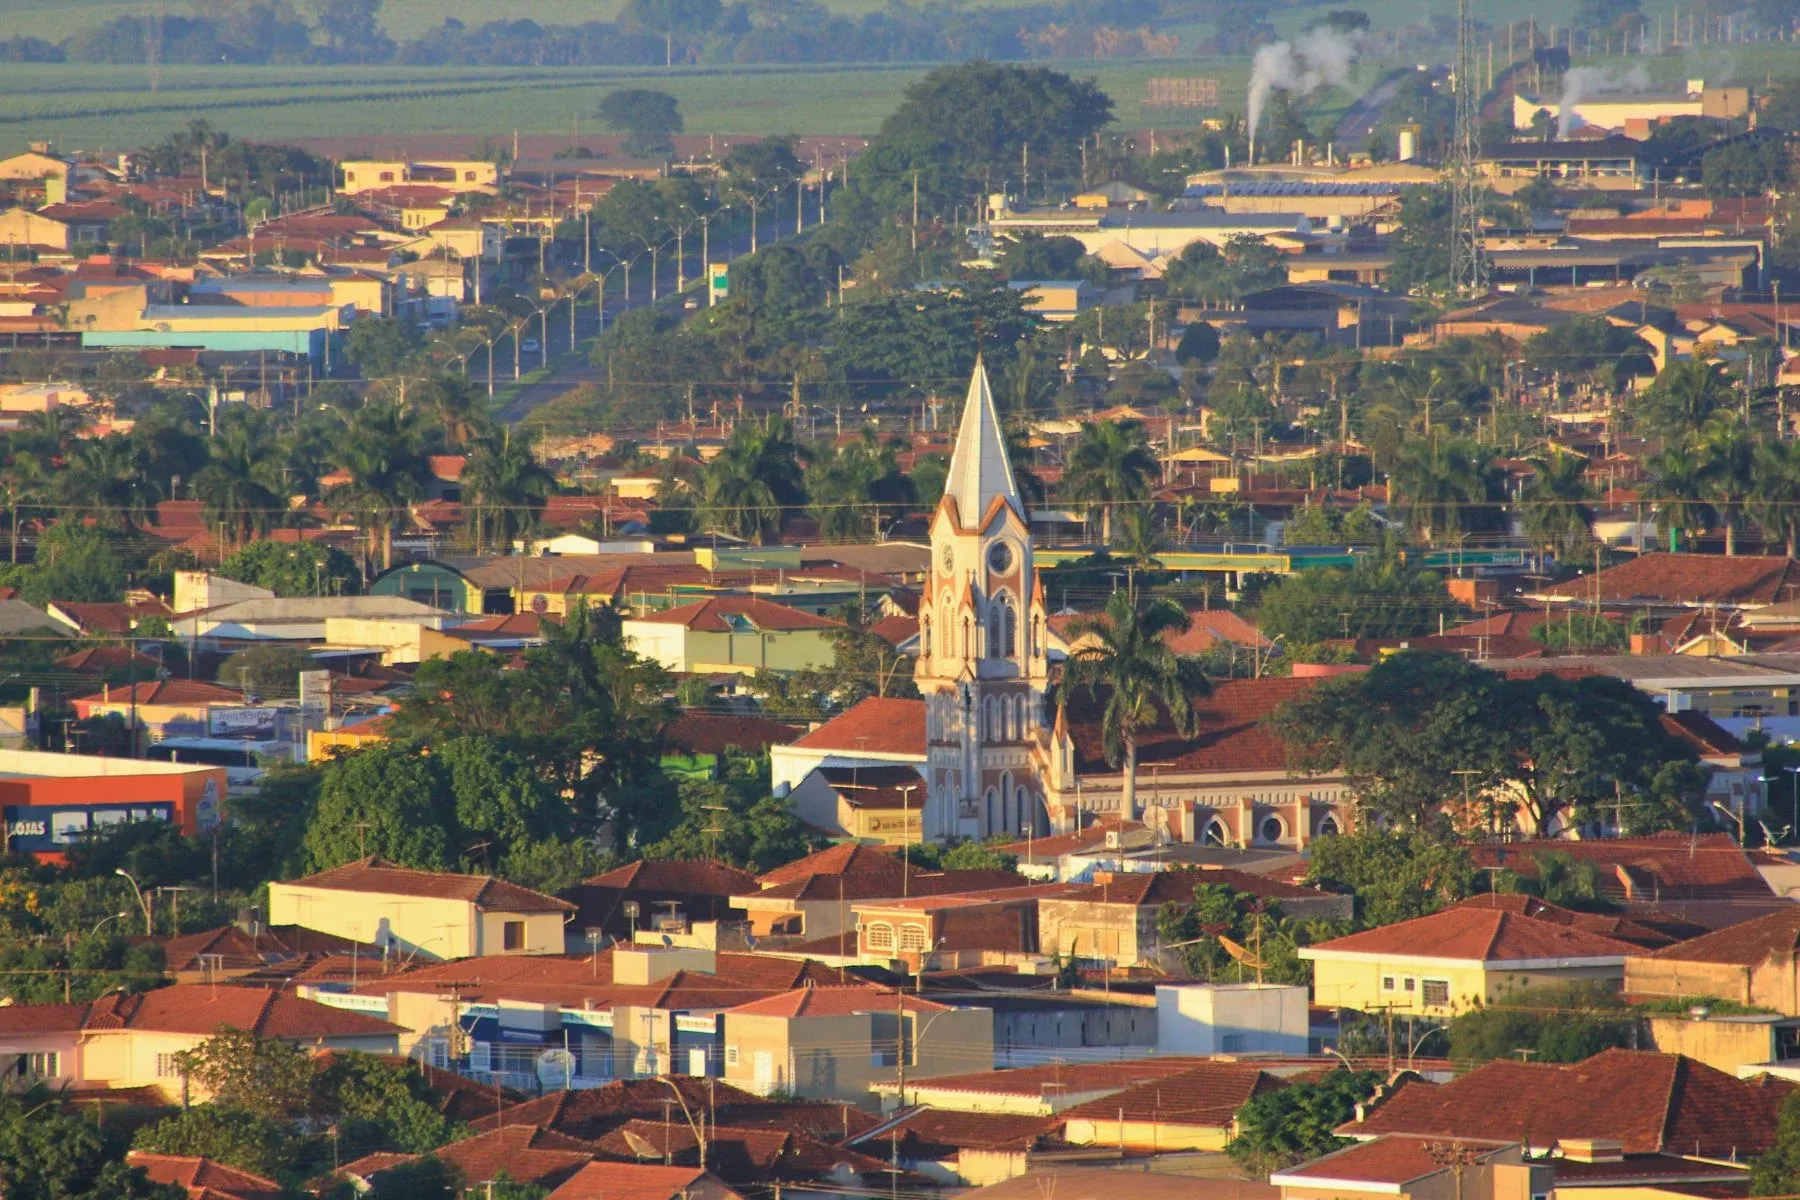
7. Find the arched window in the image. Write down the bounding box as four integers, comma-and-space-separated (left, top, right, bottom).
866, 922, 894, 951
1031, 614, 1043, 658
1014, 696, 1027, 739
1316, 815, 1342, 838
1202, 819, 1229, 847
920, 615, 931, 658
899, 924, 928, 952
1003, 601, 1018, 659
987, 605, 1003, 659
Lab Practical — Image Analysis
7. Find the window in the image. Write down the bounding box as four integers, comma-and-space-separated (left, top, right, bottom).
987, 606, 1003, 658
464, 170, 477, 181
1259, 815, 1285, 844
1404, 977, 1417, 993
1220, 1034, 1246, 1053
1381, 976, 1396, 992
502, 920, 525, 951
726, 1045, 740, 1065
155, 1053, 180, 1079
1003, 602, 1017, 658
899, 924, 928, 952
19, 1052, 57, 1079
921, 616, 931, 658
379, 170, 395, 182
1421, 979, 1451, 1007
866, 922, 894, 951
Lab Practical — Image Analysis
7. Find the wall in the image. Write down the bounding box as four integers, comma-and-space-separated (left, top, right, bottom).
1061, 1115, 1232, 1152
1157, 983, 1308, 1056
1306, 957, 1623, 1015
1645, 1014, 1784, 1075
0, 753, 224, 855
269, 884, 475, 959
1038, 900, 1147, 965
477, 909, 565, 956
1626, 957, 1776, 1011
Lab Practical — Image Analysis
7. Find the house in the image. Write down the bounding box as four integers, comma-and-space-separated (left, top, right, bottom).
158, 922, 382, 984
770, 697, 928, 794
339, 1124, 600, 1192
1624, 907, 1800, 1016
124, 1153, 284, 1200
0, 985, 399, 1100
174, 594, 455, 650
733, 853, 1028, 946
1477, 137, 1646, 192
1157, 982, 1310, 1057
1270, 1136, 1546, 1200
1038, 867, 1351, 968
1341, 1048, 1794, 1159
1525, 553, 1800, 613
547, 1164, 747, 1200
844, 1109, 1063, 1186
310, 946, 840, 1085
557, 858, 760, 951
1468, 833, 1777, 928
988, 205, 1312, 259
1643, 1010, 1800, 1077
787, 764, 927, 845
955, 1167, 1278, 1200
1060, 1062, 1308, 1152
1300, 901, 1636, 1015
852, 886, 1064, 971
622, 597, 843, 676
720, 985, 992, 1103
267, 857, 574, 959
339, 159, 498, 194
870, 1056, 1230, 1115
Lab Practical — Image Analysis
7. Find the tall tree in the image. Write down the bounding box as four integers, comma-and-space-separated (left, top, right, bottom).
462, 427, 555, 555
1065, 419, 1158, 543
1387, 437, 1504, 547
193, 408, 285, 548
1698, 416, 1755, 556
1059, 588, 1209, 819
1644, 445, 1714, 551
597, 88, 685, 156
56, 434, 160, 531
1752, 439, 1800, 558
325, 400, 431, 573
1519, 451, 1595, 560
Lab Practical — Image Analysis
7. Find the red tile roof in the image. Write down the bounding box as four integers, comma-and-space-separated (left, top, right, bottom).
756, 842, 903, 888
1345, 1049, 1795, 1156
787, 697, 925, 756
663, 712, 803, 758
582, 859, 761, 897
1444, 895, 1690, 951
547, 1163, 720, 1200
287, 857, 573, 913
590, 1120, 895, 1184
80, 984, 399, 1038
1059, 1063, 1297, 1126
853, 1109, 1061, 1157
1641, 906, 1800, 965
125, 1153, 284, 1200
896, 1057, 1219, 1100
1470, 835, 1771, 905
1061, 677, 1323, 776
634, 596, 841, 632
724, 985, 949, 1019
430, 1124, 598, 1189
1052, 866, 1329, 907
70, 679, 245, 707
470, 1079, 767, 1141
1305, 905, 1636, 963
1272, 1135, 1514, 1186
1534, 554, 1800, 608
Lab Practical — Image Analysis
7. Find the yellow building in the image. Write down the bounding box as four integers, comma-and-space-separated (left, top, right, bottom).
1059, 1062, 1296, 1152
306, 713, 393, 761
787, 765, 924, 845
1625, 907, 1800, 1016
622, 596, 843, 676
0, 985, 398, 1101
721, 986, 991, 1104
1300, 903, 1632, 1016
339, 160, 499, 194
269, 857, 572, 960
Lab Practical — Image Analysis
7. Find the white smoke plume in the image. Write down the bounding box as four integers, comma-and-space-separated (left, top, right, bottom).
1556, 63, 1650, 137
1247, 27, 1364, 162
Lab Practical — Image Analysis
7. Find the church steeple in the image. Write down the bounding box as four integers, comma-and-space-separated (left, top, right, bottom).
942, 358, 1022, 527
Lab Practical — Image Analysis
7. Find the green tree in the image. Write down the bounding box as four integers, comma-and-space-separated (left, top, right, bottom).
1633, 358, 1733, 439
462, 427, 555, 555
134, 1107, 301, 1180
1065, 419, 1158, 543
326, 399, 432, 573
1386, 186, 1452, 296
1519, 451, 1595, 559
193, 408, 287, 548
1059, 588, 1210, 819
314, 1051, 457, 1156
436, 733, 570, 865
306, 744, 454, 870
344, 316, 423, 379
1753, 438, 1800, 559
643, 753, 813, 870
1388, 437, 1505, 547
1253, 555, 1455, 644
1227, 1070, 1382, 1177
808, 431, 915, 541
217, 644, 314, 699
1305, 826, 1478, 926
0, 1091, 186, 1200
1698, 416, 1755, 556
597, 88, 684, 156
56, 433, 159, 531
694, 416, 805, 544
1643, 445, 1714, 551
1754, 1089, 1800, 1196
1446, 981, 1634, 1065
218, 540, 361, 597
1, 521, 125, 603
172, 1027, 317, 1119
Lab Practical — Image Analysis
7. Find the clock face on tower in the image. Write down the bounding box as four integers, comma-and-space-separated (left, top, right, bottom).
939, 541, 956, 573
987, 542, 1014, 574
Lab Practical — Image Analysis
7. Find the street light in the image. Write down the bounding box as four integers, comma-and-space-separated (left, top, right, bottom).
89, 911, 130, 940
1783, 765, 1800, 844
1710, 800, 1746, 843
115, 869, 152, 935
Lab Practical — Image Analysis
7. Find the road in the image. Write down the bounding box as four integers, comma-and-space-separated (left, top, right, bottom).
1332, 65, 1451, 149
490, 196, 803, 426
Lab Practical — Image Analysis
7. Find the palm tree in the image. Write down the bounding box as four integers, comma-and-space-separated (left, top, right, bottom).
325, 401, 432, 574
1113, 504, 1168, 572
193, 409, 285, 548
1643, 445, 1714, 551
809, 431, 915, 541
1386, 438, 1504, 547
57, 434, 160, 531
1697, 416, 1754, 556
0, 452, 47, 563
406, 374, 492, 451
1638, 358, 1733, 437
1519, 451, 1595, 561
463, 428, 556, 555
1065, 419, 1159, 544
695, 416, 806, 544
1751, 440, 1800, 558
1059, 588, 1210, 819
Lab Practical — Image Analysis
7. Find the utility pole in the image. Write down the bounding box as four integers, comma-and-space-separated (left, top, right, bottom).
911, 171, 919, 252
1450, 0, 1487, 297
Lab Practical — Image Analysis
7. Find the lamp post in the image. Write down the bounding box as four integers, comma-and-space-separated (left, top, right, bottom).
115, 868, 152, 935
1784, 765, 1800, 844
89, 911, 130, 940
585, 926, 605, 978
898, 784, 917, 897
1710, 800, 1747, 843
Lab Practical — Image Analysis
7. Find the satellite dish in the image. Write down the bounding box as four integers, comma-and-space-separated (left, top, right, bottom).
662, 933, 674, 948
536, 1048, 575, 1088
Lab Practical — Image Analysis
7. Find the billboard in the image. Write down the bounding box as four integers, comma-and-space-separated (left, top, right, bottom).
4, 802, 175, 854
708, 262, 729, 306
208, 706, 281, 736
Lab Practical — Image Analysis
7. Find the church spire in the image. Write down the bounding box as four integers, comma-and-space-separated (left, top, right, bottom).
942, 357, 1022, 526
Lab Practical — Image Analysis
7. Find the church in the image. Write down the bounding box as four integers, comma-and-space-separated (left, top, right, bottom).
773, 362, 1356, 850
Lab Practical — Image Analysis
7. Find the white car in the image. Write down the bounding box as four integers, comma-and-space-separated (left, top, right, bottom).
521, 338, 540, 353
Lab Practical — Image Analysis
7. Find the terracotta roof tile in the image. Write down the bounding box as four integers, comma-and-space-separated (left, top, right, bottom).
1642, 906, 1800, 964
1444, 895, 1689, 951
1053, 866, 1329, 907
1533, 554, 1800, 608
1470, 835, 1771, 904
1344, 1050, 1794, 1156
78, 984, 399, 1038
1061, 677, 1323, 776
725, 985, 949, 1018
853, 1109, 1061, 1157
125, 1153, 285, 1200
663, 712, 804, 758
756, 843, 903, 887
471, 1080, 767, 1141
546, 1163, 720, 1200
787, 698, 925, 757
1272, 1135, 1514, 1186
1304, 906, 1635, 963
895, 1057, 1216, 1099
431, 1125, 598, 1189
288, 857, 573, 913
1060, 1063, 1294, 1126
633, 596, 841, 632
70, 679, 243, 706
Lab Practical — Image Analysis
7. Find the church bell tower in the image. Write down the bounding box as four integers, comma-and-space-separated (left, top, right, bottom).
916, 361, 1050, 842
